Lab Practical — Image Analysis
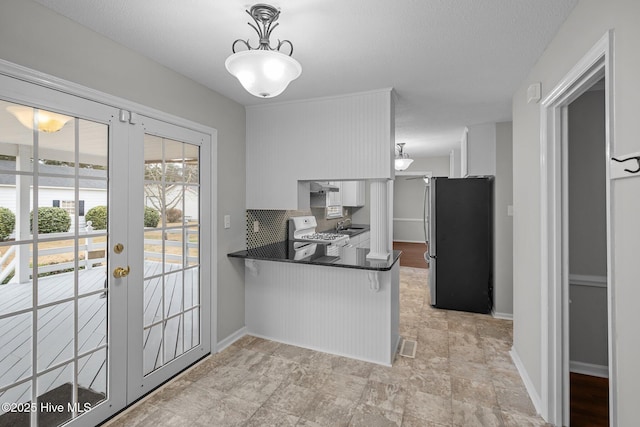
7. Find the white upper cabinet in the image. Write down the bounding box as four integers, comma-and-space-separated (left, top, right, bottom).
462, 123, 496, 177
341, 180, 366, 207
246, 89, 395, 209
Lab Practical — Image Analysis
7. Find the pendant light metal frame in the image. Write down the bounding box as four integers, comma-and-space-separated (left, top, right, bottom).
395, 143, 414, 171
231, 4, 294, 55
226, 3, 302, 98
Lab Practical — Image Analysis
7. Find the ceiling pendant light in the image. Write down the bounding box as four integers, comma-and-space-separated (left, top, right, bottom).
6, 106, 72, 133
225, 4, 302, 98
395, 143, 414, 171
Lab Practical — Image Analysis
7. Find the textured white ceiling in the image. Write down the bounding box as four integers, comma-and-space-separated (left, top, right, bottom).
32, 0, 577, 158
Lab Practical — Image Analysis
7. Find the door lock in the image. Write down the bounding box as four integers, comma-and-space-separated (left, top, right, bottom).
113, 266, 130, 278
114, 243, 124, 254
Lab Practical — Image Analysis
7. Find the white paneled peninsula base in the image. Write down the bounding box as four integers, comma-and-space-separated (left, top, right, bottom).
229, 243, 401, 366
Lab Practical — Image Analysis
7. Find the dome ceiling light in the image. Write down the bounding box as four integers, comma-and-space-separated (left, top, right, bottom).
225, 3, 302, 99
6, 106, 73, 133
395, 143, 414, 171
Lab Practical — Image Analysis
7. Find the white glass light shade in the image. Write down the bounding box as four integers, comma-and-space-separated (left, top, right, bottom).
225, 50, 302, 98
6, 106, 72, 133
395, 158, 414, 171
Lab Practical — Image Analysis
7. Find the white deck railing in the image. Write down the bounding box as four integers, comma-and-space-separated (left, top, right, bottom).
0, 225, 197, 283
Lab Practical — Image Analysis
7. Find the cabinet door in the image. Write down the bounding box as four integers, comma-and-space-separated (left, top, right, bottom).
328, 181, 342, 206
357, 231, 370, 248
342, 181, 365, 207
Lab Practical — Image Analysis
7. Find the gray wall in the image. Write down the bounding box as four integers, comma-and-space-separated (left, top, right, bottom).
568, 89, 608, 367
449, 148, 462, 178
0, 0, 247, 343
392, 156, 449, 242
493, 122, 513, 316
568, 90, 607, 277
408, 156, 451, 177
512, 0, 640, 423
393, 177, 427, 242
465, 123, 496, 176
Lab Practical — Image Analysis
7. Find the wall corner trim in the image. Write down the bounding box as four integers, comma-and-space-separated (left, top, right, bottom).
491, 310, 513, 320
510, 347, 543, 417
216, 326, 247, 353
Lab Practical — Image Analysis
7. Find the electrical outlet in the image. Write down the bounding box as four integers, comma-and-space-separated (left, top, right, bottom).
224, 215, 231, 229
253, 220, 260, 233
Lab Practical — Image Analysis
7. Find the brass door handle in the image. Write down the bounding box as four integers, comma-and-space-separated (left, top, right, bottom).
113, 266, 130, 278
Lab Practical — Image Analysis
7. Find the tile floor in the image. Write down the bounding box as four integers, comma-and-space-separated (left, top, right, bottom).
103, 267, 551, 427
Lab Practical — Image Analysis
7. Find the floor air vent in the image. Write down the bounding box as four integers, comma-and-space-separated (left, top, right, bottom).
398, 338, 417, 358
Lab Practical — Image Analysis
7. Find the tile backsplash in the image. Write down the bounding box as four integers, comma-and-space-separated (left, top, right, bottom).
246, 208, 351, 249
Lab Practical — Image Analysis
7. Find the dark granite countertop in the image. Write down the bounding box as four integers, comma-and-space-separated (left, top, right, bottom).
228, 240, 401, 271
326, 223, 370, 238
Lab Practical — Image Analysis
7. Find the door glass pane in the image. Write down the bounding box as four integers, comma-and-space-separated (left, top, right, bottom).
77, 349, 107, 410
37, 302, 74, 370
143, 324, 162, 376
143, 134, 200, 375
0, 100, 109, 426
37, 363, 74, 426
0, 312, 31, 389
0, 381, 31, 424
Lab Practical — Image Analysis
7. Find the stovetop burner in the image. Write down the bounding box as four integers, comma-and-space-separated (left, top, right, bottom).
288, 216, 349, 246
299, 232, 345, 241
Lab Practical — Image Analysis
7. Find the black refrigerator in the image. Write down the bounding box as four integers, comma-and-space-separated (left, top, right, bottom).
428, 177, 493, 314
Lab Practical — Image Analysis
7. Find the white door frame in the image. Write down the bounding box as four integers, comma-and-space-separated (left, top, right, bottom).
539, 30, 615, 426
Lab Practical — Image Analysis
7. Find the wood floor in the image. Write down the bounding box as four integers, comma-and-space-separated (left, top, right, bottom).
571, 372, 609, 426
393, 241, 428, 269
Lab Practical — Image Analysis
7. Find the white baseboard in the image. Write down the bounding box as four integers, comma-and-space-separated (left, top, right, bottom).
491, 309, 513, 320
216, 326, 247, 352
570, 360, 609, 378
392, 239, 426, 244
510, 347, 542, 416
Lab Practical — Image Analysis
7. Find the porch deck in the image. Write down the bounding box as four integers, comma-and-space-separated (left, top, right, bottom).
0, 262, 198, 409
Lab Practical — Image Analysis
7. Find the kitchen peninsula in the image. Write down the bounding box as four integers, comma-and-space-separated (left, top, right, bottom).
228, 242, 401, 366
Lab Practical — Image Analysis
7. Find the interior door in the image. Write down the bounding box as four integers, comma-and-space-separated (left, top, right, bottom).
0, 74, 128, 426
126, 115, 211, 400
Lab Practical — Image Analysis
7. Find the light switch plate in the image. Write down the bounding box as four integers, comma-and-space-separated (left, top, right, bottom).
253, 220, 260, 233
224, 215, 231, 229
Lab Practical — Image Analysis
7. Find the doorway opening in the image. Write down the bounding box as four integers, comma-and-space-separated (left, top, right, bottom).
392, 171, 431, 269
539, 31, 614, 426
567, 80, 609, 426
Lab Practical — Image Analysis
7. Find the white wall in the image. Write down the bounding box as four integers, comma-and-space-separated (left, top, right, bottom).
512, 1, 640, 423
246, 90, 394, 210
568, 89, 608, 368
0, 0, 247, 343
493, 122, 513, 317
405, 156, 451, 177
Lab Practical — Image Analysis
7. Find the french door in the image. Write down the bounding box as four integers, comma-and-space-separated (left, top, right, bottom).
0, 73, 211, 426
126, 115, 210, 399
